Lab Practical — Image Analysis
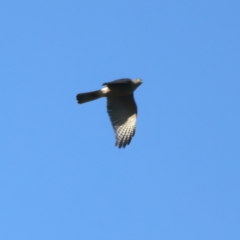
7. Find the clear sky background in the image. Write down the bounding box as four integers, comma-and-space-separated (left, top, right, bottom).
1, 1, 239, 239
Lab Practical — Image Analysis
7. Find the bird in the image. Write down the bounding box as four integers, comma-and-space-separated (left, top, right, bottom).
76, 78, 143, 148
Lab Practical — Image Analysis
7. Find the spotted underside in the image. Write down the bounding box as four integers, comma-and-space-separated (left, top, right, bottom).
107, 94, 137, 148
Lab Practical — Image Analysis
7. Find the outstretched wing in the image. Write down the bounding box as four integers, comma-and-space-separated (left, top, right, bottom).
107, 94, 137, 148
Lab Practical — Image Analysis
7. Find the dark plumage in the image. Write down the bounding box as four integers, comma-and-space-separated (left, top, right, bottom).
76, 78, 142, 148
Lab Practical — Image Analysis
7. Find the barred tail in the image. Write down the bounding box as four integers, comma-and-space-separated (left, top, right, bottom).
76, 90, 103, 104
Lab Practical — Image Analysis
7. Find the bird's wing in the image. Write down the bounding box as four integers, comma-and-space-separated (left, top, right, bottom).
107, 94, 137, 148
102, 78, 132, 86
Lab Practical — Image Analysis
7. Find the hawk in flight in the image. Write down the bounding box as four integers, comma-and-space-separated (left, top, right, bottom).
76, 78, 143, 148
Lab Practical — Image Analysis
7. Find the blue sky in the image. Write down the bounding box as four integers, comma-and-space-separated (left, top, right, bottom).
1, 1, 239, 239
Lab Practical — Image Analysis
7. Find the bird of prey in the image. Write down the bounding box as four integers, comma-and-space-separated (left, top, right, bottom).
76, 78, 143, 148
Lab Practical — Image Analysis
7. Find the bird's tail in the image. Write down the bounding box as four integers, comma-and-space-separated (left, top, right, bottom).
76, 90, 103, 104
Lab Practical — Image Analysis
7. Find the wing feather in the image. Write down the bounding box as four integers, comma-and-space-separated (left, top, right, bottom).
107, 94, 137, 148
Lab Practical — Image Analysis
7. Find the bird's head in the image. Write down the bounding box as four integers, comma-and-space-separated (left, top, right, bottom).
133, 78, 143, 85
132, 78, 143, 90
